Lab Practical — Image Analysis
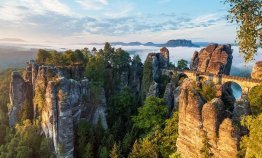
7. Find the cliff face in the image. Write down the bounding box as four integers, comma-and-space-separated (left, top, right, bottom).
9, 71, 33, 127
8, 61, 106, 157
41, 77, 89, 157
146, 48, 170, 98
177, 79, 241, 158
190, 44, 233, 75
9, 57, 143, 157
251, 61, 262, 79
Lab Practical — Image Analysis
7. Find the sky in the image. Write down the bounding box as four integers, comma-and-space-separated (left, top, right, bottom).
0, 0, 237, 44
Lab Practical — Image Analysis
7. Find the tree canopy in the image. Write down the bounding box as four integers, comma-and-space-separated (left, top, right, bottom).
225, 0, 262, 62
177, 59, 188, 70
132, 97, 168, 134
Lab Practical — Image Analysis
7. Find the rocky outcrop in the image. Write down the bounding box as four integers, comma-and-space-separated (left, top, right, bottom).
41, 77, 89, 157
9, 72, 30, 127
147, 81, 159, 97
251, 61, 262, 79
190, 51, 199, 71
177, 79, 240, 158
91, 88, 108, 129
160, 47, 169, 67
163, 83, 173, 114
145, 48, 170, 98
9, 61, 91, 157
176, 79, 206, 157
190, 44, 233, 75
147, 48, 170, 83
173, 86, 180, 111
129, 59, 143, 102
221, 82, 236, 111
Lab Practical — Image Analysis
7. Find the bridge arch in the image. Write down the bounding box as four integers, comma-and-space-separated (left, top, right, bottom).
221, 81, 243, 111
198, 75, 208, 82
222, 81, 243, 100
176, 73, 188, 86
162, 69, 261, 95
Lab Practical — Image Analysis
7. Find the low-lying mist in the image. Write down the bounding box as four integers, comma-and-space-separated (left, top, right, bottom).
0, 43, 261, 77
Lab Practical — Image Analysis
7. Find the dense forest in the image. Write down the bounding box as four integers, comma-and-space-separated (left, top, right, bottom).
0, 42, 261, 158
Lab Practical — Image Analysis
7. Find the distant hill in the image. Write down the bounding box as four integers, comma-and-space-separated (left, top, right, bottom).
91, 39, 201, 47
160, 39, 198, 47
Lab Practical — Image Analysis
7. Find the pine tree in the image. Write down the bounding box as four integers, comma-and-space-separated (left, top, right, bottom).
109, 143, 121, 158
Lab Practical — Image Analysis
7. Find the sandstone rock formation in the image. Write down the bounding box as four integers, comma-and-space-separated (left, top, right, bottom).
91, 88, 108, 129
8, 61, 96, 158
177, 79, 240, 158
190, 44, 233, 75
163, 83, 173, 114
145, 48, 170, 98
251, 61, 262, 79
9, 71, 33, 127
147, 81, 159, 97
41, 77, 89, 157
147, 48, 170, 83
160, 47, 169, 67
9, 57, 144, 157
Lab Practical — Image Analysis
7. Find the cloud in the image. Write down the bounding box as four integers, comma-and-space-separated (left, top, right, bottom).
76, 0, 109, 10
0, 0, 231, 43
0, 0, 72, 22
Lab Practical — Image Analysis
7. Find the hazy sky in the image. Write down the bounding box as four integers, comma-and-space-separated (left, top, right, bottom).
0, 0, 237, 44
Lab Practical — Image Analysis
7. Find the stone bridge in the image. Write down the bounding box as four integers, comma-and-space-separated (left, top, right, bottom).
162, 69, 261, 94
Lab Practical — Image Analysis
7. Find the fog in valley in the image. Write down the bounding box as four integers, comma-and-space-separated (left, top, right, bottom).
0, 42, 261, 78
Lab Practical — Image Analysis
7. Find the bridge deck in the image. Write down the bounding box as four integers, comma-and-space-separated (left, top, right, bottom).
165, 68, 262, 83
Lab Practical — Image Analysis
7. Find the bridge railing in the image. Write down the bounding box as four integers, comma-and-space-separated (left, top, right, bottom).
221, 74, 261, 83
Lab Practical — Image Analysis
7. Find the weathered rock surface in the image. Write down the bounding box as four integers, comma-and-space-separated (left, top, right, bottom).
129, 59, 143, 102
145, 48, 170, 98
202, 98, 225, 140
163, 83, 173, 115
42, 77, 89, 157
176, 79, 206, 157
173, 86, 180, 111
251, 61, 262, 79
160, 47, 169, 67
91, 88, 108, 129
221, 82, 236, 112
190, 44, 233, 75
9, 61, 91, 158
177, 79, 240, 158
147, 81, 159, 97
9, 72, 27, 127
146, 48, 170, 83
